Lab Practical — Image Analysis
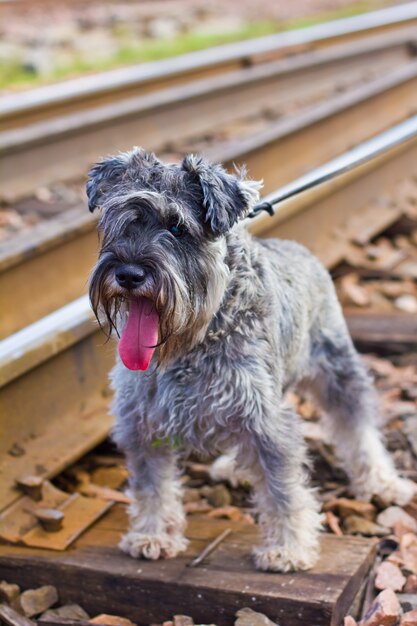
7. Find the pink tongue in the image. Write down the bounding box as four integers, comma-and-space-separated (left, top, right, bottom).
119, 297, 159, 371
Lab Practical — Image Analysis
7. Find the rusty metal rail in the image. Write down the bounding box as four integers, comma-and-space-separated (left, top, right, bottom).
1, 117, 417, 512
1, 2, 417, 129
0, 297, 113, 511
1, 60, 417, 338
2, 33, 417, 201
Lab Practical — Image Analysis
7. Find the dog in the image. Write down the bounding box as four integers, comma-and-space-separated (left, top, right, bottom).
87, 148, 415, 572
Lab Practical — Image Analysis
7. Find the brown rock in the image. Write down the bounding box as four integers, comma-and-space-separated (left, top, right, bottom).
393, 522, 417, 540
206, 484, 232, 508
90, 615, 137, 626
90, 466, 128, 489
400, 533, 417, 574
0, 581, 20, 604
184, 500, 212, 514
404, 575, 417, 593
173, 617, 194, 626
359, 588, 401, 626
375, 561, 406, 592
377, 507, 417, 533
185, 463, 211, 480
80, 483, 131, 504
19, 586, 58, 617
235, 608, 278, 626
199, 485, 213, 498
325, 498, 376, 521
207, 506, 243, 522
401, 609, 417, 626
339, 274, 370, 307
183, 488, 201, 504
344, 515, 389, 537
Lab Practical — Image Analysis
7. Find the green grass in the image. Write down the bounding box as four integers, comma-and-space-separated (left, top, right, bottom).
0, 0, 395, 91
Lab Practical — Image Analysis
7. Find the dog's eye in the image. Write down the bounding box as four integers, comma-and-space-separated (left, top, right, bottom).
169, 223, 186, 237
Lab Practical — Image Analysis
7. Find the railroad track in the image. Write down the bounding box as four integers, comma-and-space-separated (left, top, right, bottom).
1, 2, 417, 130
1, 115, 417, 512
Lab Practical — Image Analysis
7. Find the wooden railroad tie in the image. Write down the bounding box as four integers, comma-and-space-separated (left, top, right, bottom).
0, 505, 375, 626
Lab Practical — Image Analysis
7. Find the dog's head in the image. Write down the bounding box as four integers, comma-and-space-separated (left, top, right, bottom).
87, 148, 261, 370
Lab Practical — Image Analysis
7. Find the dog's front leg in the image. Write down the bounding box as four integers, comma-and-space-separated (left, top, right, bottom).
237, 407, 322, 572
119, 444, 189, 560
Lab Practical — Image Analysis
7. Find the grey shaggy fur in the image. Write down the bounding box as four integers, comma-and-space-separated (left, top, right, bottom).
88, 148, 415, 572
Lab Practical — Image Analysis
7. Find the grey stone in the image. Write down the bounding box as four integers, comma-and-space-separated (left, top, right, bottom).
19, 585, 58, 617
235, 608, 279, 626
397, 593, 417, 613
173, 617, 194, 626
207, 484, 232, 508
40, 603, 90, 621
377, 507, 417, 533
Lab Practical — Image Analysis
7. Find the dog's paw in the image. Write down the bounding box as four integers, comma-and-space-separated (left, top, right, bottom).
253, 544, 319, 572
354, 475, 417, 507
119, 531, 189, 560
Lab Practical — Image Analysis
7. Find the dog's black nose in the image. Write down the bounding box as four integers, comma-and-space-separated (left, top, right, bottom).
115, 265, 146, 290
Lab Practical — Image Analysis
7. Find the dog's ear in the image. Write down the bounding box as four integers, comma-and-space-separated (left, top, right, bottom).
181, 155, 262, 236
87, 155, 128, 213
87, 149, 163, 213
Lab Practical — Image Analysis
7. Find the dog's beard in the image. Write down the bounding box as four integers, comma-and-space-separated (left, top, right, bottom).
90, 239, 230, 370
90, 262, 191, 364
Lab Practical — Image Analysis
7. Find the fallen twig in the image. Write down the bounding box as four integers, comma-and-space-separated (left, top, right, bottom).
189, 528, 232, 567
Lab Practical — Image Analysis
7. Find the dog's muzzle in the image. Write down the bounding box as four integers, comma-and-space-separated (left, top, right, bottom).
115, 264, 147, 291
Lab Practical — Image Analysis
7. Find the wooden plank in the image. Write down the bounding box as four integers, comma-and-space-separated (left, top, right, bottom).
0, 507, 375, 626
346, 310, 417, 353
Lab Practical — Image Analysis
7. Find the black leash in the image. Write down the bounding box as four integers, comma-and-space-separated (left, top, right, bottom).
247, 201, 275, 218
246, 113, 417, 220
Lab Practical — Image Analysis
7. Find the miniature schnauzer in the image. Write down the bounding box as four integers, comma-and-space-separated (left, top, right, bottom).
88, 148, 415, 572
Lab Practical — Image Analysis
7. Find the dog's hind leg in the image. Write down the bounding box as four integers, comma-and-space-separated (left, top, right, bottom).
236, 407, 322, 572
301, 326, 416, 506
118, 443, 189, 560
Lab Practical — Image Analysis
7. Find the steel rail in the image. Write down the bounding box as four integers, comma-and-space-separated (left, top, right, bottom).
1, 62, 417, 338
1, 37, 417, 201
1, 117, 417, 511
1, 2, 417, 128
0, 296, 113, 511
